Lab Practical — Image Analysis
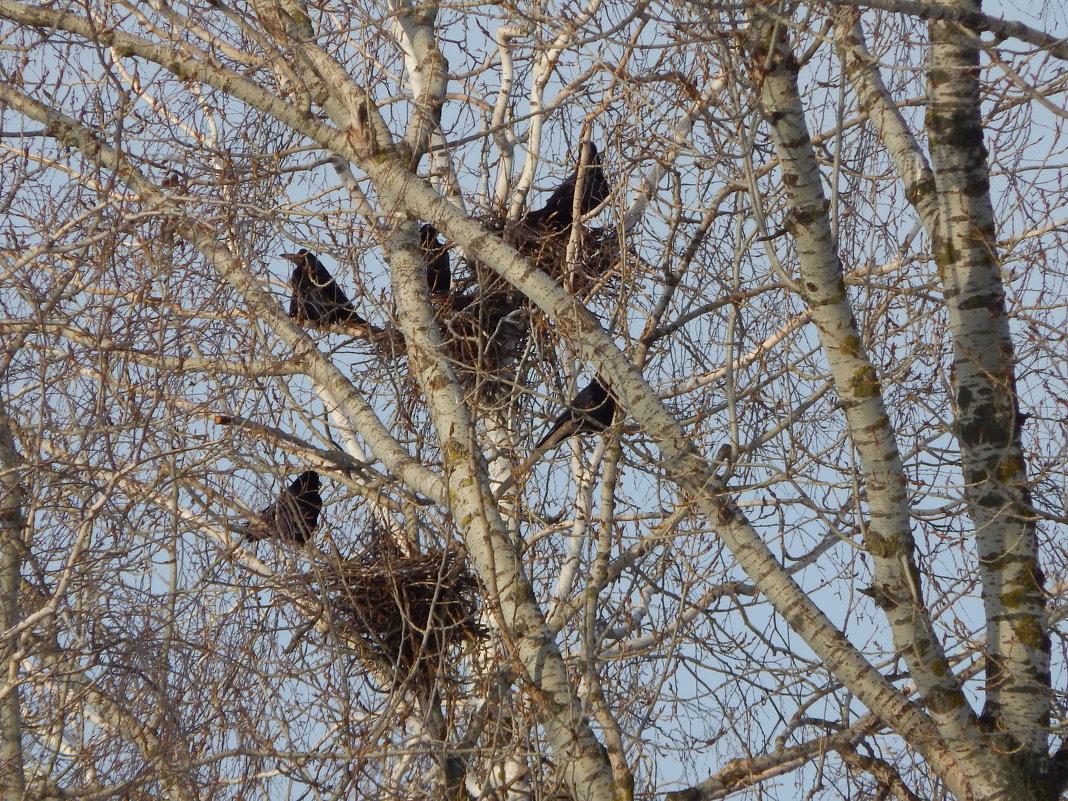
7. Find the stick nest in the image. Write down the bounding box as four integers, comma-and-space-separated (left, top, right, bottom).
425, 216, 626, 400
321, 550, 486, 681
375, 214, 634, 410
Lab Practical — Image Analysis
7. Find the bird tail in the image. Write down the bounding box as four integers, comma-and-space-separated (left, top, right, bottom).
534, 428, 555, 451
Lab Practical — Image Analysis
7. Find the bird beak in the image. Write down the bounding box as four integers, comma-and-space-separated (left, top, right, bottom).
280, 252, 301, 263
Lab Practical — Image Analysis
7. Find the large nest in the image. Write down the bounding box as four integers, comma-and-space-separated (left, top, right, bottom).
504, 218, 622, 297
427, 215, 626, 400
321, 550, 486, 682
433, 271, 529, 402
373, 210, 632, 408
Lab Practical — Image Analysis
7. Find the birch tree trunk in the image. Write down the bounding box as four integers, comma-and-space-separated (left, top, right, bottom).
0, 410, 26, 801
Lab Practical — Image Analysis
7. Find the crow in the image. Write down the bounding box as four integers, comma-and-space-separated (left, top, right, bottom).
283, 249, 367, 326
490, 378, 620, 501
420, 224, 451, 296
536, 379, 617, 450
523, 141, 610, 230
244, 470, 322, 545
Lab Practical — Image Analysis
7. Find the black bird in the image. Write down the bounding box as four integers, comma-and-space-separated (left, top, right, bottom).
420, 224, 451, 296
283, 249, 366, 326
524, 141, 610, 230
536, 379, 617, 450
244, 470, 322, 545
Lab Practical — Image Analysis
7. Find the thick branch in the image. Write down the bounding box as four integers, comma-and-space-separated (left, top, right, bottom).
392, 0, 449, 165
745, 7, 975, 743
384, 225, 620, 801
0, 405, 26, 801
669, 714, 888, 801
0, 322, 302, 377
823, 0, 1068, 60
927, 0, 1051, 770
834, 10, 940, 233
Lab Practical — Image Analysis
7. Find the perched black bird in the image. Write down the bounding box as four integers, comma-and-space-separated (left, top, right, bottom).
420, 224, 451, 296
536, 379, 617, 450
524, 141, 610, 230
244, 470, 322, 545
283, 249, 366, 326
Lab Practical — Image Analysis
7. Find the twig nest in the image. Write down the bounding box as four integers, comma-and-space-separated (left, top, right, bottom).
320, 550, 485, 682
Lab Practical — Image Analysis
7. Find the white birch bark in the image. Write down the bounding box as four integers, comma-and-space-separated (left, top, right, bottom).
382, 226, 618, 801
824, 0, 1068, 60
833, 11, 940, 234
391, 0, 449, 165
927, 0, 1052, 787
744, 1, 978, 750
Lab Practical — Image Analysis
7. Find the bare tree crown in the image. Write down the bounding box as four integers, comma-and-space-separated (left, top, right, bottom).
0, 2, 1066, 800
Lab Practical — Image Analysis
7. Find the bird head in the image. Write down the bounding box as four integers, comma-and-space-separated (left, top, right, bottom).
420, 223, 440, 246
281, 249, 311, 264
295, 470, 321, 491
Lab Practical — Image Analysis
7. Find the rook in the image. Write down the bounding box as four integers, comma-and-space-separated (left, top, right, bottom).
420, 224, 451, 296
244, 470, 322, 545
524, 142, 610, 230
536, 379, 617, 450
284, 249, 366, 326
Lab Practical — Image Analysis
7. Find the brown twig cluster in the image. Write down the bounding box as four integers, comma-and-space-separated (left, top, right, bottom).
424, 216, 626, 401
319, 549, 486, 682
507, 219, 621, 294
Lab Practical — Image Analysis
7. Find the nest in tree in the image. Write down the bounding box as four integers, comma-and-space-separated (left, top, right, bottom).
432, 215, 627, 396
504, 218, 622, 297
432, 272, 529, 402
374, 214, 631, 404
321, 550, 485, 681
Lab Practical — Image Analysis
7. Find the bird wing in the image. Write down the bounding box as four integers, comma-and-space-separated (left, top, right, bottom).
535, 409, 580, 450
426, 250, 450, 295
525, 149, 607, 228
535, 381, 615, 450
